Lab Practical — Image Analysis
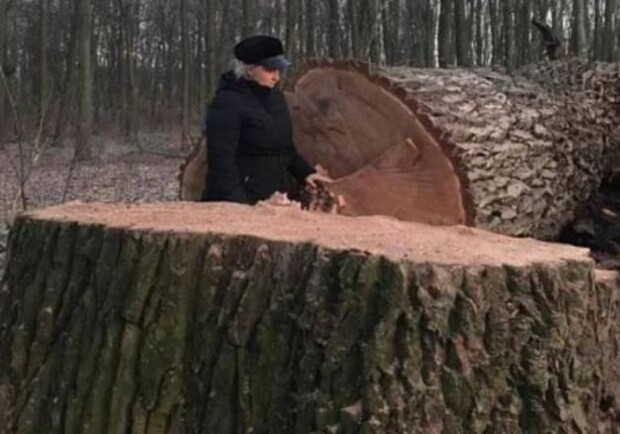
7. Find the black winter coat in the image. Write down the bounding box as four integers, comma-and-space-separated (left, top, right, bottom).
201, 71, 315, 204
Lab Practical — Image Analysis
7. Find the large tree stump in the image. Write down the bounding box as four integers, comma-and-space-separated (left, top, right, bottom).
286, 59, 620, 239
2, 201, 620, 433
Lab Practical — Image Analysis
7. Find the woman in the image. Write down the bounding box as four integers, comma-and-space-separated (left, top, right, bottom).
201, 35, 331, 204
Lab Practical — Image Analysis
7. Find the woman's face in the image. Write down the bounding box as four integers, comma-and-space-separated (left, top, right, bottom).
247, 65, 281, 88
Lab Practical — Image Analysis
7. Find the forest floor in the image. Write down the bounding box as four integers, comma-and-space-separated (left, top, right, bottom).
0, 132, 185, 281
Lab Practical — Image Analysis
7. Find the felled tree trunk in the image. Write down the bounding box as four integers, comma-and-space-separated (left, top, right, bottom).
285, 59, 620, 239
2, 201, 620, 433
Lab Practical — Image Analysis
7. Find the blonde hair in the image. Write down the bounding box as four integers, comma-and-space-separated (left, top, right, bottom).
232, 58, 255, 79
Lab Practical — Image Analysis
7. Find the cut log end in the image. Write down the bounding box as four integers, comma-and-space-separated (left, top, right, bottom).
23, 201, 588, 267
287, 63, 469, 226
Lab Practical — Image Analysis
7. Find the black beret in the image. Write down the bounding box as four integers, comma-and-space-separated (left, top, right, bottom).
234, 35, 291, 69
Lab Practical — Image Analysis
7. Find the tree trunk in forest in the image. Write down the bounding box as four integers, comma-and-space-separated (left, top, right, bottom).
285, 0, 298, 62
474, 0, 484, 65
502, 0, 514, 71
603, 0, 617, 61
381, 0, 396, 65
327, 0, 339, 58
120, 0, 138, 139
488, 0, 501, 64
205, 0, 217, 101
534, 0, 552, 61
405, 1, 424, 66
570, 0, 587, 58
305, 0, 315, 57
438, 0, 454, 67
51, 1, 78, 148
516, 0, 531, 67
0, 0, 6, 148
181, 0, 190, 143
38, 0, 49, 122
594, 0, 603, 60
347, 0, 362, 58
454, 0, 471, 66
242, 0, 253, 37
358, 0, 379, 64
76, 0, 92, 159
2, 201, 620, 433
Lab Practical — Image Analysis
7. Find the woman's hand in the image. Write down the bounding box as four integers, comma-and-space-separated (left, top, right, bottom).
305, 172, 333, 188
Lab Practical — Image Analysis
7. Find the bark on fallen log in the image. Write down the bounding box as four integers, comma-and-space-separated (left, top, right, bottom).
2, 202, 620, 433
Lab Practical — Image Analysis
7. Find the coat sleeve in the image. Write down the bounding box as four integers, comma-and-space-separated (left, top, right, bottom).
287, 147, 315, 183
205, 94, 249, 203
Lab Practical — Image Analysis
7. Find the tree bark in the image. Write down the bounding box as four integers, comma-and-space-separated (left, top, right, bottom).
474, 0, 484, 65
516, 0, 531, 66
285, 0, 298, 61
405, 0, 425, 66
304, 0, 315, 57
570, 0, 588, 58
38, 0, 49, 122
0, 0, 6, 148
438, 0, 454, 67
204, 0, 217, 101
181, 0, 190, 142
603, 0, 617, 61
347, 0, 362, 58
454, 0, 471, 66
488, 0, 502, 64
242, 0, 253, 37
2, 201, 620, 433
76, 0, 92, 159
50, 0, 79, 147
502, 0, 514, 71
594, 0, 603, 60
326, 0, 338, 58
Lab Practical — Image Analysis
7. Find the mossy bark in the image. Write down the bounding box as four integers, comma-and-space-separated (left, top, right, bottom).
1, 215, 619, 433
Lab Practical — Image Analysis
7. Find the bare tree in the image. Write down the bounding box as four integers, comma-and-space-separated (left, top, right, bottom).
570, 0, 587, 57
327, 0, 339, 58
205, 0, 218, 100
516, 0, 532, 66
0, 0, 6, 147
242, 0, 253, 37
593, 0, 604, 59
438, 0, 454, 67
76, 0, 92, 159
38, 0, 49, 121
602, 0, 617, 61
502, 0, 515, 71
286, 0, 299, 61
302, 0, 313, 57
454, 0, 471, 66
182, 0, 191, 141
